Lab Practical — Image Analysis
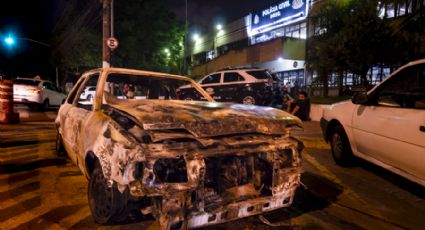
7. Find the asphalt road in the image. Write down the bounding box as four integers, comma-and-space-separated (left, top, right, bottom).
0, 106, 424, 230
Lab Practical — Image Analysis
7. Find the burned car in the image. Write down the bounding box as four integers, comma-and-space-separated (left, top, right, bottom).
55, 68, 304, 229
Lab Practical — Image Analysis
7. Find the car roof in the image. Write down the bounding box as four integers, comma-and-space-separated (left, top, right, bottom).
215, 66, 264, 71
85, 68, 195, 82
14, 78, 53, 83
213, 69, 267, 73
367, 58, 425, 94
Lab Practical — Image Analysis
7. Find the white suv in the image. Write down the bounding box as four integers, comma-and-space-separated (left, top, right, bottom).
321, 59, 425, 186
13, 78, 66, 110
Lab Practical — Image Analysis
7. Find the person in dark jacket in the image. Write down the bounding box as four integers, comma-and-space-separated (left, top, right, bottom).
287, 91, 310, 121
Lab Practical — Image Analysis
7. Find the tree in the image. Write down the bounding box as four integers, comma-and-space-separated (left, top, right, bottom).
307, 0, 409, 97
307, 0, 347, 97
340, 0, 397, 86
50, 0, 185, 78
113, 0, 185, 74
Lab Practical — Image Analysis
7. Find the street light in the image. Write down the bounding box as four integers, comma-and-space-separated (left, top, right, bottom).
216, 24, 223, 31
192, 33, 200, 42
164, 48, 170, 56
2, 34, 50, 48
4, 36, 15, 46
1, 33, 59, 86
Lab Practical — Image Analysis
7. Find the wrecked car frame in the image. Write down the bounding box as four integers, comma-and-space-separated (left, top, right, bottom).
55, 68, 303, 229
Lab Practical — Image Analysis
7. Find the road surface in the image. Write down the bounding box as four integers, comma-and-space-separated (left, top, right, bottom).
0, 106, 424, 229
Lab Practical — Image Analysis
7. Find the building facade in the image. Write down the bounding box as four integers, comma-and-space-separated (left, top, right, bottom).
186, 0, 425, 91
187, 0, 313, 87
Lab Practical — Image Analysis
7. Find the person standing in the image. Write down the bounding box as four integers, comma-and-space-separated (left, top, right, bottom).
291, 81, 300, 98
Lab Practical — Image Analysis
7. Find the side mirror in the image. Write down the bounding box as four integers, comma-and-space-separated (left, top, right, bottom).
352, 91, 368, 104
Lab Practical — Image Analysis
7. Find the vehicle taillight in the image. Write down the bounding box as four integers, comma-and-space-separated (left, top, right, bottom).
28, 89, 41, 94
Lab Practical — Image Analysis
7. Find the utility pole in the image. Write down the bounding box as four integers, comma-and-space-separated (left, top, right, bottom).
182, 0, 188, 75
102, 0, 111, 68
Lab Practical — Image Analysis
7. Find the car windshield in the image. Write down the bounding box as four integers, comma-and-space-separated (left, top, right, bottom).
247, 70, 272, 80
103, 73, 208, 105
13, 79, 40, 86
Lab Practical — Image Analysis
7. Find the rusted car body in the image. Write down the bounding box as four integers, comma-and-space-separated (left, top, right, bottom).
55, 68, 303, 229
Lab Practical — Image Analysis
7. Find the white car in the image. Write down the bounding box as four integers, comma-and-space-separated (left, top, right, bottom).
79, 86, 96, 101
55, 68, 303, 229
321, 59, 425, 187
13, 78, 66, 110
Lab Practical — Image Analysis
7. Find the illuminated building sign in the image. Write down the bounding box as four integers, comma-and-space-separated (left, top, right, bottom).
250, 0, 308, 36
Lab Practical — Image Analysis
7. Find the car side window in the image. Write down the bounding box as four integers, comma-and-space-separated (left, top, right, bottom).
76, 74, 99, 110
43, 82, 54, 90
51, 84, 60, 92
223, 72, 245, 83
67, 79, 85, 104
375, 64, 425, 109
201, 74, 221, 84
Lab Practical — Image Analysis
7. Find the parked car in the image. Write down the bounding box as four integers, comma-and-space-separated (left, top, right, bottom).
177, 67, 276, 105
55, 68, 304, 229
79, 86, 96, 101
13, 78, 66, 110
321, 59, 425, 187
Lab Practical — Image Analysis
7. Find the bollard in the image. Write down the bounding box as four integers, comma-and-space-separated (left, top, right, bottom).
0, 80, 19, 124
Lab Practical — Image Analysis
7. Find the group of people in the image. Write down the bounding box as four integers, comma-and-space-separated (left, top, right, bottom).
269, 82, 310, 121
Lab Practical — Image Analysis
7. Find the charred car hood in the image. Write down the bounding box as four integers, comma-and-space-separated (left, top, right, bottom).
109, 100, 302, 138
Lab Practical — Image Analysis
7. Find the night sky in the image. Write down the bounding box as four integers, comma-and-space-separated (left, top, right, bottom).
0, 0, 60, 79
167, 0, 277, 33
0, 0, 276, 79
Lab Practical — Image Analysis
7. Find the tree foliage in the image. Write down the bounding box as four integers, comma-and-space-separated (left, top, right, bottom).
307, 0, 409, 96
113, 0, 185, 73
51, 0, 185, 77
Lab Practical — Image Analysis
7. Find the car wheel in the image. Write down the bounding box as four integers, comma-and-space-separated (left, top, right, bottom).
55, 131, 67, 157
241, 95, 256, 105
42, 99, 49, 111
87, 94, 93, 101
88, 161, 130, 224
330, 125, 354, 167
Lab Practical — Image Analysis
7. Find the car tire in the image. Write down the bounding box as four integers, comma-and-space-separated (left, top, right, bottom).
42, 99, 49, 111
88, 161, 130, 224
241, 94, 257, 105
330, 125, 355, 167
87, 94, 93, 101
55, 131, 67, 157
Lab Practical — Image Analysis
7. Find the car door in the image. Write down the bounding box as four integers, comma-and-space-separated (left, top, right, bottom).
222, 72, 245, 102
60, 77, 86, 164
61, 73, 99, 167
50, 84, 65, 105
352, 64, 425, 183
45, 83, 58, 106
199, 73, 222, 100
41, 82, 52, 104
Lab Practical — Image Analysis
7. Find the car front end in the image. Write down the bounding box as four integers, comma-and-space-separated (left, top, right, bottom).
91, 100, 303, 229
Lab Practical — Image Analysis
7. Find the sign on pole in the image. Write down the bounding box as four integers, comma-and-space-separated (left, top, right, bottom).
106, 37, 119, 50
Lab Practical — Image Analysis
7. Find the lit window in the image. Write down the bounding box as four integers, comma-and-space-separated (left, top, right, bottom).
407, 0, 413, 14
386, 3, 395, 18
398, 2, 406, 16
